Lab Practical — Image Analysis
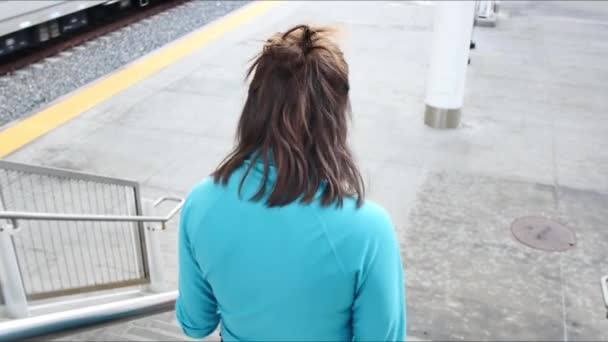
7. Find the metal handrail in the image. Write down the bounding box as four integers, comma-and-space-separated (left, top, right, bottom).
0, 290, 178, 342
0, 160, 140, 188
0, 196, 184, 231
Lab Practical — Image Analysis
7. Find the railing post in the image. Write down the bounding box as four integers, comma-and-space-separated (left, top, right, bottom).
0, 222, 29, 318
142, 200, 166, 293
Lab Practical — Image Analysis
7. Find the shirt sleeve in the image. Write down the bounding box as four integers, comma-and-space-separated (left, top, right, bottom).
175, 198, 220, 338
352, 213, 407, 342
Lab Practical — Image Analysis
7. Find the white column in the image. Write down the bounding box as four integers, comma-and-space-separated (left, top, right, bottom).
0, 222, 29, 318
143, 200, 166, 293
424, 1, 476, 129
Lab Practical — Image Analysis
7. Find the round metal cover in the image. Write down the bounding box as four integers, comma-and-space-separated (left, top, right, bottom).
511, 216, 576, 252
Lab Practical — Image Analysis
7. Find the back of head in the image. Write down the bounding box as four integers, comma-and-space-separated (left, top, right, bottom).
213, 24, 364, 208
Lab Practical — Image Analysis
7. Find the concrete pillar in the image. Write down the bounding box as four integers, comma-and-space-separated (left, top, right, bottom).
424, 1, 476, 129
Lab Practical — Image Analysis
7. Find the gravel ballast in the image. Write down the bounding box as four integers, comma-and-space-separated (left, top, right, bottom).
0, 0, 250, 127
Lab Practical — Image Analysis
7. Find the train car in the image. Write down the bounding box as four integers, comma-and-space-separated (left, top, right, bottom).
0, 0, 150, 57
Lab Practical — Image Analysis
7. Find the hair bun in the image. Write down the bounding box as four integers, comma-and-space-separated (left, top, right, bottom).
259, 25, 334, 75
263, 40, 305, 72
262, 26, 314, 72
299, 25, 315, 52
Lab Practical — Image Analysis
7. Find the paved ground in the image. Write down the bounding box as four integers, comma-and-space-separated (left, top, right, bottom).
3, 1, 608, 340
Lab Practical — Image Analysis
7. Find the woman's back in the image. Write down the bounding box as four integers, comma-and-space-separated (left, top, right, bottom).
176, 159, 405, 341
175, 24, 406, 341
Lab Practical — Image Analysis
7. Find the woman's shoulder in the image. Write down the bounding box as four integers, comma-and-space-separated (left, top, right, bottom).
187, 176, 220, 196
320, 198, 399, 272
345, 199, 392, 227
182, 176, 226, 216
183, 177, 218, 202
321, 198, 395, 242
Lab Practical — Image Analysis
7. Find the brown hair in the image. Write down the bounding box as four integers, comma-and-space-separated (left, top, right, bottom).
213, 24, 364, 208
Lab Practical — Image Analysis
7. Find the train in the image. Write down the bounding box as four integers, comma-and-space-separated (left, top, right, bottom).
0, 0, 157, 58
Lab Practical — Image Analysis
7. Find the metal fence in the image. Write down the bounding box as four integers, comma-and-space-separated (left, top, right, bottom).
0, 160, 149, 301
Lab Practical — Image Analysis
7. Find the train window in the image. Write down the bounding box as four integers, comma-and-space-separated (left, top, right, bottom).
50, 21, 61, 39
38, 25, 50, 42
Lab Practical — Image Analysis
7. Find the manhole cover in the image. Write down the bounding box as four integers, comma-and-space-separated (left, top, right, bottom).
511, 216, 576, 252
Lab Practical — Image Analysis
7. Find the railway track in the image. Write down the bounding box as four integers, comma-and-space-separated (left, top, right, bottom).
0, 0, 189, 77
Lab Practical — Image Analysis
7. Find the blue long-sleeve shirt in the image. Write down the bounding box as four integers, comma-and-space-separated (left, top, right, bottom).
176, 157, 406, 341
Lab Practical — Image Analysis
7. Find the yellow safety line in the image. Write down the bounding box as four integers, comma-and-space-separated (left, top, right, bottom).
0, 1, 282, 157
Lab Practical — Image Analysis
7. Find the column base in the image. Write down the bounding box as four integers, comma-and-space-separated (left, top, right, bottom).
424, 105, 461, 129
475, 16, 497, 27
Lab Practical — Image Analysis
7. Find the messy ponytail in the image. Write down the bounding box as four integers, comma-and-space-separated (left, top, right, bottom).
213, 24, 364, 208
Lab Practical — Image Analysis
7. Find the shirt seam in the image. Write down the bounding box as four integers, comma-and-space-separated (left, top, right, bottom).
312, 210, 348, 277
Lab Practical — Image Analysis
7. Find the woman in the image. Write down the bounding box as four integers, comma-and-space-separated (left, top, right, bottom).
176, 24, 406, 341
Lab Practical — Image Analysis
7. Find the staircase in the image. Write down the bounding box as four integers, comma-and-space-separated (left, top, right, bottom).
0, 160, 182, 340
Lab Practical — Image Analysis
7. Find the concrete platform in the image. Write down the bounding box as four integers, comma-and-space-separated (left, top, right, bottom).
3, 0, 608, 340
